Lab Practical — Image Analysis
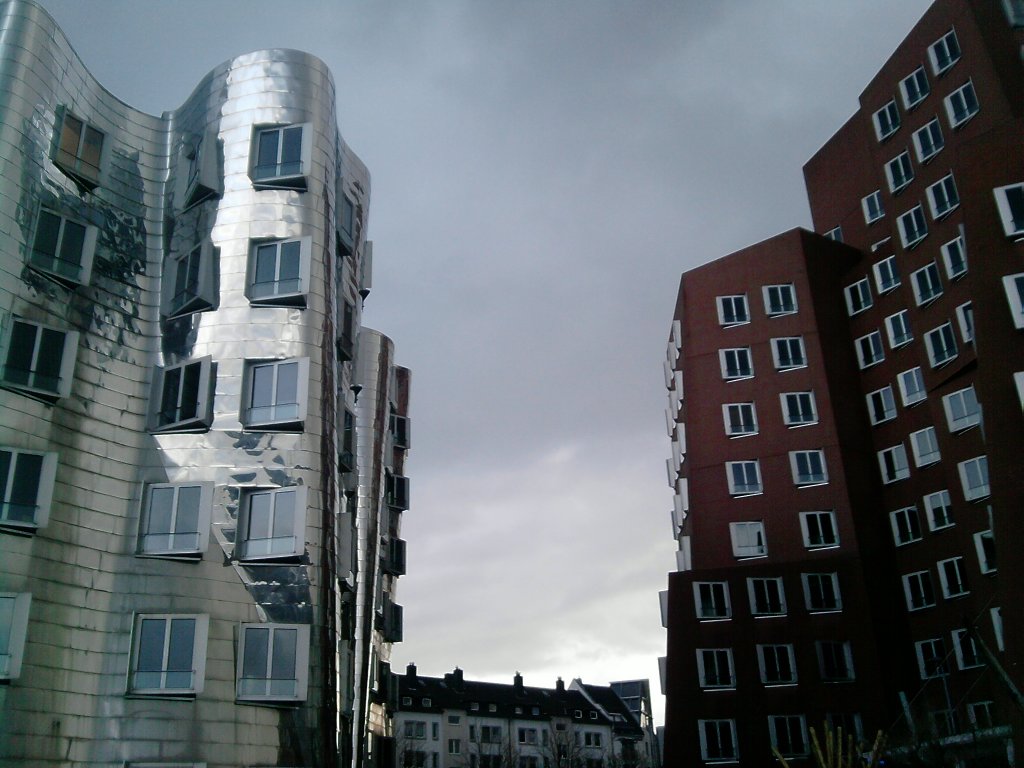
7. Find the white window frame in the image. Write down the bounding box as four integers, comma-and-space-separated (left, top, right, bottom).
929, 29, 961, 75
0, 447, 57, 531
897, 367, 927, 406
940, 234, 967, 279
890, 506, 922, 546
696, 648, 735, 689
926, 174, 959, 220
150, 356, 214, 433
250, 123, 312, 189
693, 582, 731, 621
866, 385, 897, 425
903, 570, 936, 611
944, 80, 979, 129
958, 456, 989, 501
236, 622, 310, 702
925, 323, 958, 368
53, 109, 106, 189
824, 226, 843, 242
1003, 273, 1024, 329
722, 402, 757, 437
716, 295, 749, 326
726, 461, 762, 496
781, 391, 817, 427
747, 577, 786, 616
855, 331, 884, 369
937, 556, 968, 598
771, 337, 807, 370
885, 152, 914, 194
803, 572, 842, 612
698, 719, 738, 763
879, 444, 910, 484
763, 284, 797, 316
718, 348, 753, 381
789, 450, 827, 487
757, 644, 797, 686
952, 629, 983, 670
872, 255, 900, 293
912, 118, 945, 163
237, 485, 307, 561
898, 205, 928, 248
915, 638, 947, 679
817, 641, 855, 682
994, 183, 1024, 238
137, 482, 214, 558
729, 521, 766, 558
0, 316, 79, 401
910, 427, 941, 467
873, 100, 900, 141
242, 358, 310, 430
911, 262, 943, 306
799, 510, 839, 549
0, 592, 31, 679
247, 236, 313, 306
974, 530, 996, 574
862, 190, 885, 224
164, 241, 216, 318
29, 208, 98, 286
943, 387, 980, 432
768, 715, 809, 759
923, 490, 954, 531
844, 278, 873, 316
128, 613, 209, 696
885, 310, 913, 348
899, 67, 930, 110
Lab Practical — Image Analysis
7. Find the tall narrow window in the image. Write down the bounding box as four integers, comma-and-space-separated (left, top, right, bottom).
873, 255, 900, 293
886, 152, 914, 193
237, 486, 306, 560
237, 623, 310, 702
0, 592, 32, 679
899, 68, 930, 110
53, 110, 104, 188
938, 557, 968, 598
926, 174, 959, 219
1003, 274, 1024, 329
928, 29, 961, 75
862, 191, 885, 223
941, 234, 967, 279
855, 331, 884, 369
994, 183, 1024, 238
913, 119, 945, 163
898, 205, 928, 248
165, 242, 216, 317
0, 448, 56, 531
243, 358, 309, 430
974, 530, 996, 574
1, 318, 79, 401
925, 323, 957, 368
958, 456, 989, 501
885, 310, 913, 348
873, 101, 900, 141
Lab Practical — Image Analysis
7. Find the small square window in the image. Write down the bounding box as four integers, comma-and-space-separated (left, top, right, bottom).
803, 573, 842, 612
0, 592, 31, 679
781, 392, 817, 426
866, 385, 897, 425
719, 348, 753, 380
698, 719, 738, 762
236, 486, 307, 561
923, 490, 954, 530
993, 183, 1024, 238
974, 530, 996, 574
926, 174, 959, 220
722, 402, 757, 437
53, 109, 105, 189
903, 570, 936, 610
757, 644, 797, 686
726, 461, 761, 496
913, 118, 945, 163
879, 444, 910, 484
790, 450, 827, 486
0, 448, 57, 532
891, 506, 922, 546
693, 582, 731, 620
247, 237, 312, 306
855, 331, 884, 369
929, 29, 961, 75
885, 310, 913, 348
943, 386, 980, 432
862, 190, 885, 224
938, 556, 968, 598
29, 209, 97, 287
236, 623, 310, 702
915, 638, 947, 679
844, 279, 873, 315
925, 323, 958, 368
910, 427, 941, 467
151, 356, 214, 433
771, 337, 807, 370
129, 614, 208, 696
137, 482, 213, 558
817, 641, 855, 682
696, 648, 735, 689
800, 511, 838, 549
729, 521, 766, 558
898, 205, 928, 248
242, 358, 310, 431
941, 234, 967, 279
873, 255, 900, 293
944, 81, 979, 128
1003, 274, 1024, 329
164, 241, 217, 318
716, 295, 749, 326
885, 152, 914, 194
251, 123, 311, 189
748, 577, 786, 616
897, 367, 927, 406
873, 101, 900, 141
958, 455, 989, 501
763, 284, 797, 316
1, 317, 79, 401
768, 715, 808, 759
900, 68, 930, 110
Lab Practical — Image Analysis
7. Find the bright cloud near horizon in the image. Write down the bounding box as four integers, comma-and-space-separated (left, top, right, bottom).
42, 0, 933, 726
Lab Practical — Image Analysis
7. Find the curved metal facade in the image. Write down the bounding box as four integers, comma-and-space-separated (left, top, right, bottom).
0, 2, 408, 766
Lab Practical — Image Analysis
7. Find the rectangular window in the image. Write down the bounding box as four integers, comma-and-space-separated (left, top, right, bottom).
129, 614, 208, 696
251, 123, 311, 189
844, 278, 873, 315
448, 739, 461, 755
763, 284, 797, 316
716, 295, 749, 326
165, 241, 216, 318
1, 318, 79, 401
944, 81, 979, 128
729, 521, 766, 558
910, 427, 941, 467
900, 68, 930, 110
866, 386, 897, 425
855, 331, 884, 369
938, 557, 968, 598
992, 607, 1004, 651
873, 255, 900, 293
748, 577, 786, 616
898, 205, 928, 248
698, 720, 738, 762
769, 715, 808, 759
53, 110, 104, 188
994, 183, 1024, 238
941, 234, 967, 279
891, 507, 922, 546
903, 570, 936, 611
697, 648, 735, 689
968, 701, 995, 729
237, 486, 306, 560
781, 392, 817, 426
181, 129, 220, 209
943, 387, 980, 432
974, 530, 996, 574
771, 337, 806, 370
913, 118, 945, 163
925, 323, 958, 368
886, 152, 914, 193
803, 573, 842, 612
824, 226, 843, 242
790, 450, 827, 486
719, 348, 753, 380
800, 511, 838, 549
726, 461, 761, 496
0, 448, 56, 531
722, 403, 757, 437
1003, 274, 1024, 329
926, 174, 959, 219
694, 582, 730, 620
138, 482, 213, 558
518, 728, 538, 745
898, 367, 927, 406
952, 630, 982, 668
911, 262, 943, 306
243, 358, 309, 430
915, 638, 947, 679
862, 190, 885, 223
248, 237, 312, 305
885, 310, 913, 348
929, 29, 961, 75
0, 592, 31, 679
923, 490, 954, 530
879, 444, 910, 484
30, 209, 97, 286
817, 641, 855, 682
957, 300, 974, 345
151, 357, 214, 433
873, 101, 900, 141
758, 644, 797, 686
237, 623, 310, 702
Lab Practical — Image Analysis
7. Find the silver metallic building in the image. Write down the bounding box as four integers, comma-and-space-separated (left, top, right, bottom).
0, 2, 410, 766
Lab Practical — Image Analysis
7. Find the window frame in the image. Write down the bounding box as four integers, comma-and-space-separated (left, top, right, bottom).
137, 482, 214, 558
747, 577, 786, 617
897, 367, 927, 406
940, 234, 967, 280
29, 208, 98, 287
926, 174, 960, 220
993, 183, 1024, 238
897, 205, 928, 248
1003, 273, 1024, 329
250, 123, 312, 190
879, 444, 910, 484
923, 490, 954, 531
956, 301, 974, 344
937, 556, 968, 598
873, 100, 901, 141
698, 719, 738, 763
911, 262, 943, 306
0, 316, 79, 401
928, 29, 961, 76
696, 648, 735, 690
844, 278, 873, 316
861, 190, 885, 224
52, 108, 106, 189
915, 638, 947, 679
816, 640, 855, 682
885, 310, 913, 349
128, 613, 209, 696
181, 129, 221, 210
150, 356, 214, 433
164, 240, 217, 318
854, 331, 885, 369
780, 392, 817, 427
891, 506, 923, 546
771, 337, 807, 371
885, 152, 914, 194
912, 118, 945, 163
242, 357, 310, 431
757, 644, 797, 686
725, 461, 762, 496
903, 570, 936, 611
899, 67, 930, 110
0, 447, 57, 532
763, 284, 797, 316
729, 521, 766, 559
722, 402, 757, 437
944, 80, 979, 129
943, 387, 980, 432
925, 323, 958, 368
0, 592, 31, 680
803, 572, 842, 612
958, 456, 989, 501
800, 511, 839, 549
872, 255, 900, 294
246, 236, 313, 306
693, 582, 731, 621
718, 348, 753, 381
768, 715, 809, 759
716, 295, 750, 327
910, 426, 941, 468
789, 450, 827, 487
236, 485, 307, 561
236, 622, 311, 702
952, 629, 983, 670
866, 385, 897, 425
974, 530, 996, 574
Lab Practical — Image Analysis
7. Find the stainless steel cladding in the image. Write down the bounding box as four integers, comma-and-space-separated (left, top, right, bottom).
0, 2, 408, 766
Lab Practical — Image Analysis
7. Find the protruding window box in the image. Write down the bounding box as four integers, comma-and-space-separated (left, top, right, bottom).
250, 124, 311, 191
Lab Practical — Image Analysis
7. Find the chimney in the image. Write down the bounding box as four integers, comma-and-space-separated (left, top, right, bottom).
407, 662, 417, 682
514, 671, 524, 694
453, 667, 464, 687
445, 666, 465, 691
556, 677, 565, 693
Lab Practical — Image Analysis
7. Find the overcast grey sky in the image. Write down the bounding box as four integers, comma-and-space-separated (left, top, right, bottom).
42, 0, 933, 726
